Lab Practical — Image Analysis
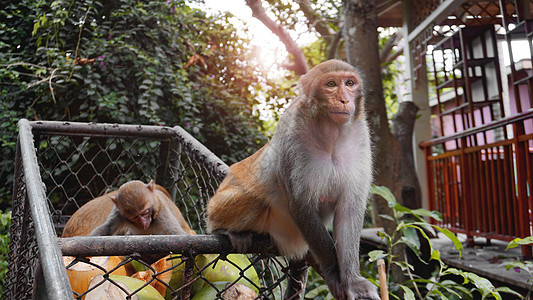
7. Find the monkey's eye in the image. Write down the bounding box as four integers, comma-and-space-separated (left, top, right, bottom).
345, 80, 355, 86
325, 80, 336, 87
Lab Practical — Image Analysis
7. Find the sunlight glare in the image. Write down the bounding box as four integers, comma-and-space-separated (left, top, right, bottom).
196, 0, 316, 78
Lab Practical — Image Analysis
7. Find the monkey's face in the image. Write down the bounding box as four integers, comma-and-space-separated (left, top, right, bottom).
315, 71, 361, 124
129, 204, 152, 230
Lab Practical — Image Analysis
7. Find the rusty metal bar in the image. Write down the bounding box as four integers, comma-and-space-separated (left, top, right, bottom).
173, 126, 229, 177
17, 119, 73, 300
29, 120, 176, 140
58, 234, 277, 257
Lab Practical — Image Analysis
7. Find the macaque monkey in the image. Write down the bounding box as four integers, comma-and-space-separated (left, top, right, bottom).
207, 60, 379, 300
62, 180, 195, 237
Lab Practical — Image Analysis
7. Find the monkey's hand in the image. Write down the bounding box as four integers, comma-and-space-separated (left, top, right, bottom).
227, 231, 253, 253
323, 263, 345, 299
345, 277, 380, 300
213, 229, 253, 253
89, 207, 123, 236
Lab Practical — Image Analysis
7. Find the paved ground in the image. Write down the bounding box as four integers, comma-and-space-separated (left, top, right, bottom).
361, 228, 532, 293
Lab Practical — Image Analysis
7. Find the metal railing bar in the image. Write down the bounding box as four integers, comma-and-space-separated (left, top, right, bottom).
172, 126, 230, 177
420, 109, 533, 148
18, 119, 73, 300
30, 120, 176, 141
58, 234, 277, 257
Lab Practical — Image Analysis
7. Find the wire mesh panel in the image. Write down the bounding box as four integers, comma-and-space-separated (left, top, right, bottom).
6, 120, 306, 300
5, 140, 39, 299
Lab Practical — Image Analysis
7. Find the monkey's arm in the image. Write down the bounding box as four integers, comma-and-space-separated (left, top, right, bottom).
155, 205, 188, 235
157, 191, 196, 235
334, 194, 379, 300
89, 207, 124, 236
62, 193, 116, 237
288, 197, 344, 299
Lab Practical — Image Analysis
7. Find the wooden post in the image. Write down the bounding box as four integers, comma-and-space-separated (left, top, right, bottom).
377, 259, 388, 300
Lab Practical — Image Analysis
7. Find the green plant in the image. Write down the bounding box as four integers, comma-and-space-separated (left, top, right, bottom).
368, 185, 521, 300
0, 210, 11, 299
504, 237, 533, 299
0, 0, 279, 208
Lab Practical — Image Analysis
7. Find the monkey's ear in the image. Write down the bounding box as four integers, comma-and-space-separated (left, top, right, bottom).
298, 73, 312, 97
110, 195, 117, 204
146, 180, 155, 192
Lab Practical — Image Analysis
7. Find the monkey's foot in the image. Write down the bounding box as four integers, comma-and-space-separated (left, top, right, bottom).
227, 231, 253, 253
347, 278, 380, 300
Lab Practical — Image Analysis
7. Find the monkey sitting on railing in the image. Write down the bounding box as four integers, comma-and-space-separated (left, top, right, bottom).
207, 60, 379, 300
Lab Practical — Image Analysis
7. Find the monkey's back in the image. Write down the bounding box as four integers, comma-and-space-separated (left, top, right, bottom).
61, 191, 117, 237
206, 145, 271, 231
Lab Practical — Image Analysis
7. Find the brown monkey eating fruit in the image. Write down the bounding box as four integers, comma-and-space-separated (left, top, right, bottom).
62, 180, 194, 237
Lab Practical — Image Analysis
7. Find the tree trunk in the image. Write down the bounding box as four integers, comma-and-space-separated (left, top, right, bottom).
342, 0, 407, 282
391, 101, 422, 209
343, 0, 400, 234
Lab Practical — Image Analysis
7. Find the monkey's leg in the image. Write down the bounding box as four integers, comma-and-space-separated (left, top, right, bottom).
283, 259, 308, 300
207, 187, 268, 252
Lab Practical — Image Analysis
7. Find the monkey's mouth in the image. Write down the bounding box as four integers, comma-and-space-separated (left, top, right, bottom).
329, 111, 353, 117
330, 112, 350, 115
329, 111, 353, 123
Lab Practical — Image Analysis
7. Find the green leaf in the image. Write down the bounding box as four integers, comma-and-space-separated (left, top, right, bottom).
305, 284, 329, 298
392, 260, 414, 271
370, 185, 397, 208
378, 214, 395, 222
431, 249, 441, 261
466, 272, 500, 299
445, 269, 501, 299
506, 236, 533, 250
411, 208, 443, 221
495, 286, 523, 298
428, 289, 448, 300
434, 226, 463, 258
368, 250, 387, 262
402, 226, 420, 253
399, 285, 416, 300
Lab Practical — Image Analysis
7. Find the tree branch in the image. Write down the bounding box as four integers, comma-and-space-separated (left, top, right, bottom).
327, 25, 343, 59
379, 30, 402, 64
245, 0, 309, 75
294, 0, 335, 37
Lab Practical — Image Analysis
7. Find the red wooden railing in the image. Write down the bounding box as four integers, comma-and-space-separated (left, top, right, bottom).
420, 110, 533, 258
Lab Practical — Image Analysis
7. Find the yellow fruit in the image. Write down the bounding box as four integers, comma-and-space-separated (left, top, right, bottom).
63, 256, 128, 298
131, 254, 205, 299
200, 254, 260, 293
192, 281, 257, 300
85, 274, 164, 299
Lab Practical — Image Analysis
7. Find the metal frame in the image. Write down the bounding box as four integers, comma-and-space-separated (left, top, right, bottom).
6, 119, 307, 300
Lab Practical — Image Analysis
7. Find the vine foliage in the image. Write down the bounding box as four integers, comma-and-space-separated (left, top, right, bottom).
0, 0, 271, 207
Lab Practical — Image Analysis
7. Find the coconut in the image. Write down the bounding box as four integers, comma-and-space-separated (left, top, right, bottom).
63, 256, 128, 297
191, 281, 258, 300
85, 274, 164, 300
131, 254, 205, 299
200, 254, 260, 293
